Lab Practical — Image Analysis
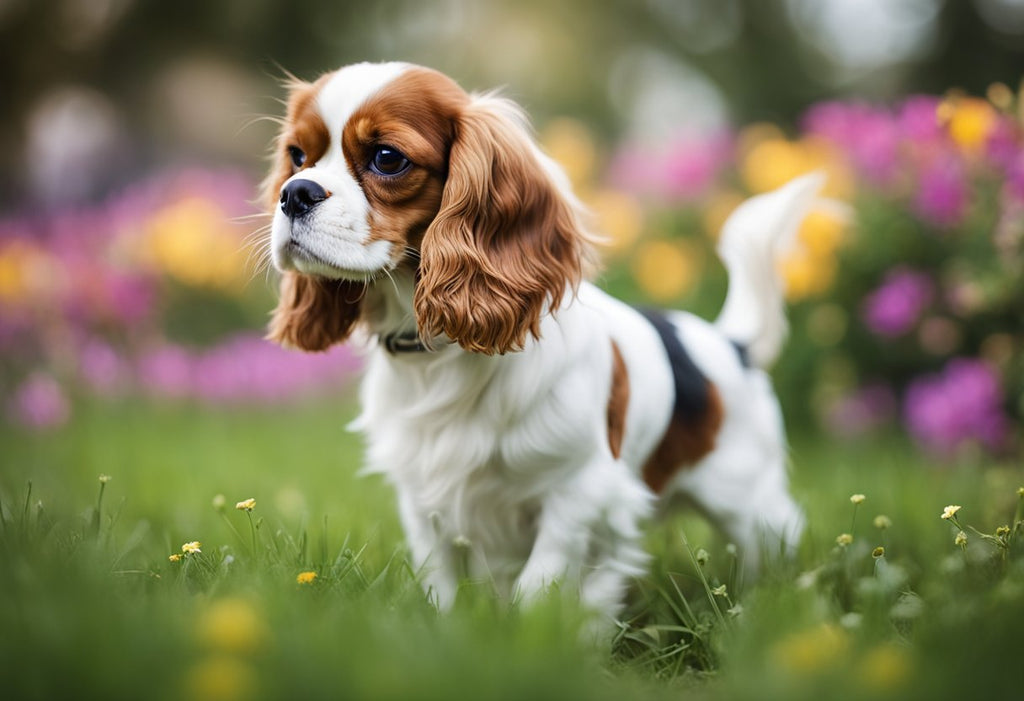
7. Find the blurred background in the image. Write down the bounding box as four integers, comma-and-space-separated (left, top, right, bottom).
1, 0, 1022, 452
2, 3, 1024, 699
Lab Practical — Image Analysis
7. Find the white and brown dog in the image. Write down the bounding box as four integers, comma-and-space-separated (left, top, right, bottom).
263, 62, 816, 620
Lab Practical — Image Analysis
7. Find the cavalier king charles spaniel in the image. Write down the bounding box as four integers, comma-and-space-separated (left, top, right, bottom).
263, 61, 818, 622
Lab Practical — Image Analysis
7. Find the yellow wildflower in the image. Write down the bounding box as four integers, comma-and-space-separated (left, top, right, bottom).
183, 655, 256, 701
986, 82, 1014, 111
850, 494, 866, 505
798, 209, 846, 259
940, 505, 961, 520
944, 96, 997, 153
701, 190, 744, 241
859, 643, 912, 692
872, 547, 885, 559
235, 498, 255, 512
954, 531, 968, 547
142, 197, 248, 292
778, 249, 836, 301
169, 553, 183, 562
98, 474, 112, 484
771, 623, 849, 675
836, 533, 853, 547
996, 525, 1011, 538
296, 571, 318, 585
711, 584, 728, 597
589, 189, 644, 255
196, 598, 269, 655
541, 117, 597, 189
873, 515, 892, 530
630, 239, 700, 302
212, 494, 227, 512
182, 541, 202, 554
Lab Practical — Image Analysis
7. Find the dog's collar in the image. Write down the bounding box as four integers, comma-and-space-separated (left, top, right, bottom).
381, 331, 431, 355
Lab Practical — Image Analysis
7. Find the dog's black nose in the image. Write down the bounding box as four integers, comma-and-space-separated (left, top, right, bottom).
280, 179, 328, 219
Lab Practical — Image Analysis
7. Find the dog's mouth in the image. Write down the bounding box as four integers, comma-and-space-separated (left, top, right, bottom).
280, 239, 388, 281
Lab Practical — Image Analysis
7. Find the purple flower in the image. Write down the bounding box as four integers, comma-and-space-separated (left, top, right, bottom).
1004, 151, 1024, 205
985, 116, 1020, 171
861, 268, 934, 337
904, 358, 1009, 454
914, 157, 968, 227
802, 101, 899, 184
8, 373, 71, 430
78, 338, 131, 396
137, 344, 193, 399
825, 383, 898, 437
608, 132, 731, 201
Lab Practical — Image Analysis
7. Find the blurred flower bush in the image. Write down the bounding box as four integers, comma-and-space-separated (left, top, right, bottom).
548, 82, 1023, 457
0, 169, 358, 429
4, 83, 1021, 458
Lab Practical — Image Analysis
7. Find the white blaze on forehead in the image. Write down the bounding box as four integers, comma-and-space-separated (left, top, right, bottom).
271, 62, 413, 279
315, 62, 410, 151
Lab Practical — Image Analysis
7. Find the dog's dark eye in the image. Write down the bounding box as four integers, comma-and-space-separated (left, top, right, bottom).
288, 146, 306, 170
369, 146, 410, 176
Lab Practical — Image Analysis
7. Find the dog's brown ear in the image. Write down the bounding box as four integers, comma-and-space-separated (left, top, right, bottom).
414, 98, 593, 355
267, 272, 364, 352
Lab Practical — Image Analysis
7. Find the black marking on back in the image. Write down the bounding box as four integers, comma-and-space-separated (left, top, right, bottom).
730, 340, 751, 368
636, 307, 710, 422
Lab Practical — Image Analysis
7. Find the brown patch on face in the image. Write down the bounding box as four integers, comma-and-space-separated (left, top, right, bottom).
642, 382, 724, 494
261, 74, 332, 212
343, 68, 470, 260
606, 341, 630, 460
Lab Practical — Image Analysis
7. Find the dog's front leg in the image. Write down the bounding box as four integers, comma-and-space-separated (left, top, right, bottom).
513, 491, 588, 605
397, 492, 459, 611
513, 457, 652, 612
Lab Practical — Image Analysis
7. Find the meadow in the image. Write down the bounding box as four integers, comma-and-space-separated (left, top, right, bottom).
2, 395, 1021, 701
2, 82, 1023, 700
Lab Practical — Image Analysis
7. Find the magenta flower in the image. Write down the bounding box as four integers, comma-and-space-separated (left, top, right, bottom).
904, 358, 1009, 454
802, 101, 900, 184
8, 373, 71, 430
897, 96, 945, 147
608, 132, 731, 201
862, 268, 934, 337
914, 157, 968, 227
133, 335, 360, 405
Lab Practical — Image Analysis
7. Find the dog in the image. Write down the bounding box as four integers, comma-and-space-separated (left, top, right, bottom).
263, 61, 814, 620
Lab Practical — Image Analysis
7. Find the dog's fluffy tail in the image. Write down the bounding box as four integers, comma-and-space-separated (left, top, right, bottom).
714, 173, 825, 369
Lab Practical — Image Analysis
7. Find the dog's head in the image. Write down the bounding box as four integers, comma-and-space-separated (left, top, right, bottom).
264, 62, 595, 355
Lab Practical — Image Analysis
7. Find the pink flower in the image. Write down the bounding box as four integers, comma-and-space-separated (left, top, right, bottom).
78, 338, 131, 396
862, 268, 934, 337
825, 383, 897, 438
8, 373, 71, 430
608, 132, 731, 201
897, 96, 945, 146
802, 101, 899, 184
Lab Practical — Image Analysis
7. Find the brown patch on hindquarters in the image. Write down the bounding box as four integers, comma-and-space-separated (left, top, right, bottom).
641, 382, 724, 494
606, 341, 630, 459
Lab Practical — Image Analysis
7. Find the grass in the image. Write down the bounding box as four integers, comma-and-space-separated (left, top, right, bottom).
2, 395, 1022, 701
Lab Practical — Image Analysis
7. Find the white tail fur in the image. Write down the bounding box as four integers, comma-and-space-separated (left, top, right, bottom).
714, 173, 826, 368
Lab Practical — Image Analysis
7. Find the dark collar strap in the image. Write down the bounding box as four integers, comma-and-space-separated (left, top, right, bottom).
381, 331, 431, 355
